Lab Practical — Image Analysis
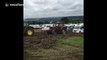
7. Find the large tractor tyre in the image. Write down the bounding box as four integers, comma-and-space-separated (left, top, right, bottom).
25, 27, 34, 36
47, 30, 53, 34
52, 30, 57, 35
56, 29, 62, 34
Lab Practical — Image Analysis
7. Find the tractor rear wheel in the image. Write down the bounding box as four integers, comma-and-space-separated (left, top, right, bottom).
47, 30, 54, 34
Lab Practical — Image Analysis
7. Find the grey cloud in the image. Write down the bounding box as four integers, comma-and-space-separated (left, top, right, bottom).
24, 0, 83, 19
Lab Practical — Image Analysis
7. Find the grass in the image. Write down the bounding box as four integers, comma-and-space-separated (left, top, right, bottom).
24, 36, 84, 60
58, 36, 84, 48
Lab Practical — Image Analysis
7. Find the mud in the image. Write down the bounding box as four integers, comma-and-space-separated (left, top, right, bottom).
24, 31, 83, 60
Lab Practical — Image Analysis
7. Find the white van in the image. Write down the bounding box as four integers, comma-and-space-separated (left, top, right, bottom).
72, 26, 84, 33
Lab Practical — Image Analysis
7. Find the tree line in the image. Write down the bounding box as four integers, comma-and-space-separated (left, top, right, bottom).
24, 17, 83, 24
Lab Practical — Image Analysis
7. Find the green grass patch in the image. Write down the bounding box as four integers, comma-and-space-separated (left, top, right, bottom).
58, 36, 84, 48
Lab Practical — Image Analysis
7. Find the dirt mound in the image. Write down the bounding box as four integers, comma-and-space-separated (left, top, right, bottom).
24, 31, 83, 60
24, 32, 58, 49
24, 31, 83, 49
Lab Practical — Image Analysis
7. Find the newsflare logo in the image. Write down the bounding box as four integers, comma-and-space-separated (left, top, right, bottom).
5, 3, 9, 7
5, 3, 23, 7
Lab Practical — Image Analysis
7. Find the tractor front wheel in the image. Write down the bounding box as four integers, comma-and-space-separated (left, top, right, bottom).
25, 27, 34, 36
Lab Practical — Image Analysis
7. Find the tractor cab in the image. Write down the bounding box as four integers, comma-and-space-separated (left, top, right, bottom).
49, 22, 65, 30
47, 22, 67, 34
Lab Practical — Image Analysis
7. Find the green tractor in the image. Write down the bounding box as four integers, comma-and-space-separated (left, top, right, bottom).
24, 22, 34, 36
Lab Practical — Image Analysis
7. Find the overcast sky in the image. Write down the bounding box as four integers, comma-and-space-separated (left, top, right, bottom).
24, 0, 83, 19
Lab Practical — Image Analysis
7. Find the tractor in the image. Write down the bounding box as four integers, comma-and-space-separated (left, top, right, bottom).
47, 22, 67, 34
24, 22, 34, 36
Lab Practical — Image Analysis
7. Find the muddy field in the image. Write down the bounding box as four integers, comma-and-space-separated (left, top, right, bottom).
24, 31, 83, 60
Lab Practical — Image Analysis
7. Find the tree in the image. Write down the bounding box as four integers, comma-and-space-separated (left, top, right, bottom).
60, 17, 70, 24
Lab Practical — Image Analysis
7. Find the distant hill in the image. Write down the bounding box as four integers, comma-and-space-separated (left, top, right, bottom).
24, 16, 83, 24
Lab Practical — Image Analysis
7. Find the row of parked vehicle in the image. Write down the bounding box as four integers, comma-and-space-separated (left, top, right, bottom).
24, 22, 84, 36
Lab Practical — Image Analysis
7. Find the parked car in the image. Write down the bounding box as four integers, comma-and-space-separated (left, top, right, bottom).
42, 26, 50, 30
29, 24, 42, 29
72, 26, 83, 33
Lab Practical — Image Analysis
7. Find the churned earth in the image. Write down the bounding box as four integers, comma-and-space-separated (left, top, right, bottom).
24, 30, 83, 60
